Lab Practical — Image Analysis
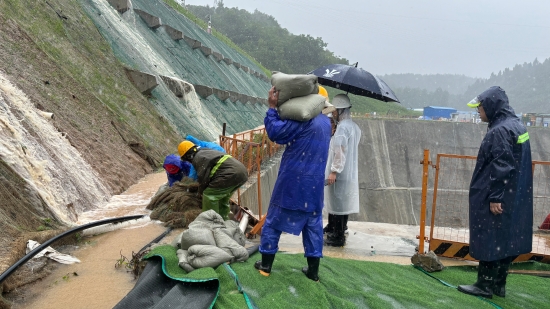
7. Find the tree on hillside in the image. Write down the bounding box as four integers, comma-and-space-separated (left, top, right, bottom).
186, 4, 348, 74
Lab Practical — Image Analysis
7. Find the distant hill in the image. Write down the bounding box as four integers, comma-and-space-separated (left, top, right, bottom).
186, 3, 349, 74
186, 3, 550, 114
379, 74, 477, 95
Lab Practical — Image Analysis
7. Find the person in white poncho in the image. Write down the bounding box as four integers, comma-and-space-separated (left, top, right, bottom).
323, 94, 362, 247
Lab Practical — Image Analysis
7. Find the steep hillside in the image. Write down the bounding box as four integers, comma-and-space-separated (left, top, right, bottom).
0, 0, 271, 292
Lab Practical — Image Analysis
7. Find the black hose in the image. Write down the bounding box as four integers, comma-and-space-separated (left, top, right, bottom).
0, 215, 144, 285
137, 227, 174, 254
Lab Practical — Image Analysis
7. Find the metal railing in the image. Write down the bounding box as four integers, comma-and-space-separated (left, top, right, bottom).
219, 126, 281, 219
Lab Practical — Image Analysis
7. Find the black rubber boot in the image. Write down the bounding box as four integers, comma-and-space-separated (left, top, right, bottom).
458, 261, 497, 299
325, 215, 346, 247
302, 257, 320, 282
254, 254, 275, 277
323, 214, 335, 234
494, 256, 515, 297
343, 215, 349, 234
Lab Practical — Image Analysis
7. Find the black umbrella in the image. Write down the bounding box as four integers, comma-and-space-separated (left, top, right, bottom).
309, 62, 400, 103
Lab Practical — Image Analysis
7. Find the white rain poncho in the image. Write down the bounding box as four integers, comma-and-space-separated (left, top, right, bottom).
324, 108, 362, 215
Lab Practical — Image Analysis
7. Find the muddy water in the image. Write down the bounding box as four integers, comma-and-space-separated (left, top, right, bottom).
10, 172, 176, 309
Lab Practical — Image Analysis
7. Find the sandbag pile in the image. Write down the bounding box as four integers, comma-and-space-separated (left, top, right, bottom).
271, 71, 326, 121
173, 210, 249, 273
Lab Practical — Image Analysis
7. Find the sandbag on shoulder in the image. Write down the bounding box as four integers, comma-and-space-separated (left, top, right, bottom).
271, 72, 319, 105
187, 245, 233, 269
213, 230, 249, 262
176, 249, 196, 273
278, 94, 326, 121
180, 228, 216, 250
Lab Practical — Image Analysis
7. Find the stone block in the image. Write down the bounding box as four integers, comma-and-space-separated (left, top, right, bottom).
233, 62, 241, 69
124, 68, 159, 95
223, 57, 233, 65
193, 84, 213, 98
213, 88, 230, 101
134, 9, 162, 29
107, 0, 130, 13
241, 65, 249, 73
199, 46, 212, 56
228, 91, 239, 102
159, 75, 192, 98
183, 35, 201, 49
212, 52, 223, 62
163, 25, 183, 40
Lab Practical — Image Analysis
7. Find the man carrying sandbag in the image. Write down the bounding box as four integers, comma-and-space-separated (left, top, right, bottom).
254, 83, 331, 282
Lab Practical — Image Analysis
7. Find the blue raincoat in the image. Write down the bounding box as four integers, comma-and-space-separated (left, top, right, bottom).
163, 154, 191, 186
260, 108, 331, 257
468, 86, 533, 261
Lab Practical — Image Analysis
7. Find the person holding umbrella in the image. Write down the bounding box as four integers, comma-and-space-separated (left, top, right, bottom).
323, 94, 362, 247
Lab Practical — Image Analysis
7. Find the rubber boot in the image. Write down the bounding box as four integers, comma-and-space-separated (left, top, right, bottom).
325, 215, 345, 247
458, 261, 497, 298
494, 257, 514, 297
343, 214, 349, 234
254, 254, 275, 277
302, 257, 320, 282
323, 214, 335, 235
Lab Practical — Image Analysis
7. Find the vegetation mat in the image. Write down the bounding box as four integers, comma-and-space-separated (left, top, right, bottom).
141, 245, 549, 308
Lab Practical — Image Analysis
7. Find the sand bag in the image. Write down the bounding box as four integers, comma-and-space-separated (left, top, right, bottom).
271, 72, 319, 105
187, 245, 233, 269
179, 228, 216, 250
176, 249, 196, 273
278, 94, 326, 121
213, 230, 249, 262
188, 209, 225, 230
223, 220, 247, 246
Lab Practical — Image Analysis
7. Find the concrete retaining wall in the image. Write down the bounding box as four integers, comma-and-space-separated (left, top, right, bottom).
239, 118, 550, 226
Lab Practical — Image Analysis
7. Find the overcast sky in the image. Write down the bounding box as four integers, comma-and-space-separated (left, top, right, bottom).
185, 0, 550, 78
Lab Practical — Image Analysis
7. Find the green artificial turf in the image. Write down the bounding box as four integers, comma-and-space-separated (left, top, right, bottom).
144, 246, 549, 309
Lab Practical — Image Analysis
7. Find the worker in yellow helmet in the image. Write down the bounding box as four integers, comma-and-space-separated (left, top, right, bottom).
178, 140, 248, 220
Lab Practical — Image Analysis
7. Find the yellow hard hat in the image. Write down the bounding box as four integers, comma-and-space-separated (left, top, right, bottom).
178, 140, 196, 157
318, 86, 328, 99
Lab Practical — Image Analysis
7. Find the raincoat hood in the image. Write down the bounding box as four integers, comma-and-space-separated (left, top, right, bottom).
475, 86, 517, 126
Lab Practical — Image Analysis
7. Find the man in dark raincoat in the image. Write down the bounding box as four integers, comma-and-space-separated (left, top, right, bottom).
254, 86, 331, 281
458, 86, 533, 299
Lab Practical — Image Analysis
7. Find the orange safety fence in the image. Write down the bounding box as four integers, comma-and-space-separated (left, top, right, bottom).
219, 126, 281, 233
418, 150, 550, 263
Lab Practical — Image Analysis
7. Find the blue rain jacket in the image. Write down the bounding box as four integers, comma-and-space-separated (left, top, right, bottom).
468, 86, 533, 261
265, 109, 331, 214
262, 109, 330, 257
163, 154, 191, 186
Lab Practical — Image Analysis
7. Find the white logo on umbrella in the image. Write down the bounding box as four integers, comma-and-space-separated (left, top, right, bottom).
323, 69, 340, 78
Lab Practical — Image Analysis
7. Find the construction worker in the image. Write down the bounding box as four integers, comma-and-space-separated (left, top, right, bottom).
163, 154, 192, 187
254, 86, 331, 282
458, 86, 533, 299
178, 140, 248, 220
324, 94, 362, 247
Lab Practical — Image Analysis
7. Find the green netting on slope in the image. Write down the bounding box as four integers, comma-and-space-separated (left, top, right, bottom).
79, 0, 269, 141
133, 0, 264, 75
